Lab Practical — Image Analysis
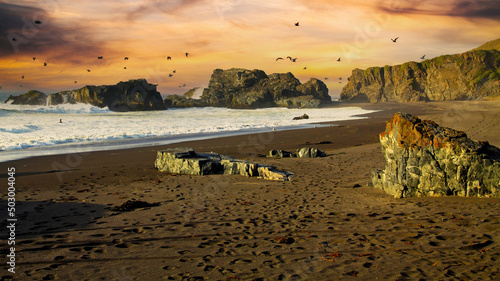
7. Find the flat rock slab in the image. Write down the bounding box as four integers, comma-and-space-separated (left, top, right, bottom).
155, 147, 293, 181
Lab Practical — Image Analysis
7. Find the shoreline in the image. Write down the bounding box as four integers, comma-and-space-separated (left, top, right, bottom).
0, 105, 377, 163
0, 101, 441, 164
1, 100, 499, 280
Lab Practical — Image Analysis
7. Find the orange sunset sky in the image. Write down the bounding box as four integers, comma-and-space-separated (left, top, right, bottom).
1, 0, 499, 98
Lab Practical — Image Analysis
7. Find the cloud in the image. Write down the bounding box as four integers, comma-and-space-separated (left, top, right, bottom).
125, 0, 204, 21
0, 2, 105, 63
378, 0, 500, 21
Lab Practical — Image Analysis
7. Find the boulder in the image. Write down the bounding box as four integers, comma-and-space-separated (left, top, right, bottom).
155, 148, 293, 181
268, 150, 296, 158
296, 147, 326, 158
293, 114, 309, 120
5, 90, 47, 105
372, 113, 500, 198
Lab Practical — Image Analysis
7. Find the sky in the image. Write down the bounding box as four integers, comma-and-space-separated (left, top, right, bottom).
0, 0, 499, 98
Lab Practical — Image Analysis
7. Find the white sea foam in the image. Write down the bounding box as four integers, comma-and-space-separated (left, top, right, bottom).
0, 103, 377, 153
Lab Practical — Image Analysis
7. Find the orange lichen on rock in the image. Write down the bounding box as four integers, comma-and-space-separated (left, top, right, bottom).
373, 112, 500, 198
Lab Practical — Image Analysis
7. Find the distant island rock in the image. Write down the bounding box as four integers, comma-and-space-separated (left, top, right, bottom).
340, 38, 500, 103
198, 68, 331, 108
6, 79, 165, 112
372, 112, 500, 198
5, 90, 47, 105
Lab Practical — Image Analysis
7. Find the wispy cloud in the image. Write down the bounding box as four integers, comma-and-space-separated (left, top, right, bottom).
378, 0, 500, 21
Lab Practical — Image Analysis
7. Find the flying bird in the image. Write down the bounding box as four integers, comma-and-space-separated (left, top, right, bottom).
185, 53, 189, 57
75, 81, 77, 83
87, 69, 91, 72
124, 57, 129, 60
167, 56, 172, 60
22, 75, 24, 79
391, 37, 399, 42
98, 56, 103, 59
33, 57, 36, 61
43, 62, 47, 66
169, 74, 173, 77
325, 77, 328, 80
295, 22, 299, 26
34, 20, 42, 24
420, 55, 426, 59
337, 57, 341, 62
276, 57, 284, 61
287, 56, 297, 62
173, 70, 176, 73
303, 67, 307, 70
124, 67, 127, 69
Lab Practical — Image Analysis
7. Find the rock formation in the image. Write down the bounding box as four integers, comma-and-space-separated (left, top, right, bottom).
5, 90, 46, 105
155, 148, 293, 181
267, 147, 326, 158
372, 113, 500, 198
340, 39, 500, 103
7, 79, 165, 112
293, 114, 309, 120
200, 68, 331, 108
163, 95, 207, 108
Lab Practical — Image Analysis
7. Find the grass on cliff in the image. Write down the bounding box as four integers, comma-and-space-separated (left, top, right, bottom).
472, 38, 500, 51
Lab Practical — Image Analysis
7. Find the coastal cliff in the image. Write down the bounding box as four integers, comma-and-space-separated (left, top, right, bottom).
340, 39, 500, 103
200, 68, 331, 108
6, 79, 165, 112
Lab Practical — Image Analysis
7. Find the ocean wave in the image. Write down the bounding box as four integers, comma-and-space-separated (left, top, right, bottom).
0, 106, 378, 152
0, 103, 111, 114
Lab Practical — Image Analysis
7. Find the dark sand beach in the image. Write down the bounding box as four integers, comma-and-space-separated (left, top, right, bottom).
1, 101, 499, 280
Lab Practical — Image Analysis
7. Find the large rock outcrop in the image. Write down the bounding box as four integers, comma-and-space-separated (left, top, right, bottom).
155, 148, 293, 181
340, 39, 500, 103
7, 79, 165, 112
372, 113, 500, 198
5, 90, 46, 105
200, 68, 331, 108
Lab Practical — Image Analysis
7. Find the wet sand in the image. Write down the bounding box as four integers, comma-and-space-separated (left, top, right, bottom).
1, 100, 499, 280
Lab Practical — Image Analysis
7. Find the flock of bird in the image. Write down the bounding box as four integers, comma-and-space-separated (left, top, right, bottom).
14, 19, 192, 89
13, 19, 426, 90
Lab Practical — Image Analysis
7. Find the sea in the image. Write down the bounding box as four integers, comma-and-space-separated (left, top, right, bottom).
0, 93, 378, 162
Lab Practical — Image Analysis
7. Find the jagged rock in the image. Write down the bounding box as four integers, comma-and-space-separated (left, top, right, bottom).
296, 147, 326, 158
293, 114, 309, 120
372, 112, 500, 198
340, 39, 500, 103
10, 79, 165, 111
200, 68, 331, 108
268, 150, 296, 158
155, 147, 293, 181
163, 95, 207, 108
5, 90, 47, 105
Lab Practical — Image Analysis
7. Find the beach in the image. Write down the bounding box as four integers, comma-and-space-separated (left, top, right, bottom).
1, 100, 499, 280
